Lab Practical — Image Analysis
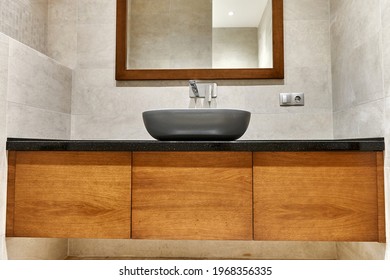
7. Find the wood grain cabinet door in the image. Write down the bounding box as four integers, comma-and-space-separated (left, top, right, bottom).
132, 152, 253, 240
7, 151, 132, 239
253, 152, 385, 242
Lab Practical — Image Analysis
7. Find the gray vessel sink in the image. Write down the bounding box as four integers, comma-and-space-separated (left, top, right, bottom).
143, 109, 251, 141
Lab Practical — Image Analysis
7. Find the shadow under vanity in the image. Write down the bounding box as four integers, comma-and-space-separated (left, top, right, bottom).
5, 138, 385, 243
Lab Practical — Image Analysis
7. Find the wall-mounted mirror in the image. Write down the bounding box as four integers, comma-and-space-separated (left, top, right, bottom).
116, 0, 283, 80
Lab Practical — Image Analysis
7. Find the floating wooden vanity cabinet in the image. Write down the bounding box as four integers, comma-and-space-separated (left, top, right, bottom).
253, 152, 385, 242
6, 151, 132, 239
132, 152, 253, 240
5, 145, 385, 242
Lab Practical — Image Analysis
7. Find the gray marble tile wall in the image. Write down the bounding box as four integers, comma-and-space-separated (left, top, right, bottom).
330, 0, 389, 259
47, 0, 78, 69
383, 0, 390, 164
45, 0, 333, 140
331, 0, 384, 139
0, 32, 9, 260
6, 39, 72, 139
0, 0, 47, 54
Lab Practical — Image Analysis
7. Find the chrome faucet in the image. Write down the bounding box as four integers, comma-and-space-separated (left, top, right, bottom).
189, 80, 199, 97
189, 80, 217, 108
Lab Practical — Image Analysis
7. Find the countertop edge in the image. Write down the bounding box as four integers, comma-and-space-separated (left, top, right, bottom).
6, 138, 385, 152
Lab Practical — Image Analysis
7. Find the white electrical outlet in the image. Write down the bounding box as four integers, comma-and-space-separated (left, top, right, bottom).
279, 93, 304, 106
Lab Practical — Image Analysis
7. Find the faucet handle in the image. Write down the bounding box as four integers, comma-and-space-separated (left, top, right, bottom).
189, 80, 199, 97
189, 81, 217, 99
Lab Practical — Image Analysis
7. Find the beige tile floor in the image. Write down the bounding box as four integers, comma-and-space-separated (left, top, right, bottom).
9, 238, 385, 260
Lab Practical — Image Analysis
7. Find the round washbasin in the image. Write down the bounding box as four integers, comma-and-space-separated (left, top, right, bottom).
143, 109, 251, 141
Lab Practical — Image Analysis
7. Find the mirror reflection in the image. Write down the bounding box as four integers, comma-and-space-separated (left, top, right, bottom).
126, 0, 272, 70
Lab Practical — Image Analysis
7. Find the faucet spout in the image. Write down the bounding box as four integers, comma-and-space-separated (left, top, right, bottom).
189, 80, 199, 97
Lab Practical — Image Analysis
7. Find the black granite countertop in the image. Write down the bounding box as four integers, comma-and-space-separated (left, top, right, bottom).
6, 138, 385, 152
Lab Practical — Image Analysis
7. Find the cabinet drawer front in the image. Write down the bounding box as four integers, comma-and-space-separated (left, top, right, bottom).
253, 152, 381, 242
132, 152, 253, 240
8, 151, 132, 239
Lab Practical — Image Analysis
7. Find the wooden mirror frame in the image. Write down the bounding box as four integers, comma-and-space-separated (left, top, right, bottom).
115, 0, 284, 80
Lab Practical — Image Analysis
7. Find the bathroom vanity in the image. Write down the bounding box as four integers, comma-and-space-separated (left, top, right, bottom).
5, 138, 385, 243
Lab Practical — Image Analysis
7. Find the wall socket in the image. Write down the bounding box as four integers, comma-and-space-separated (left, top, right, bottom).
279, 93, 304, 106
